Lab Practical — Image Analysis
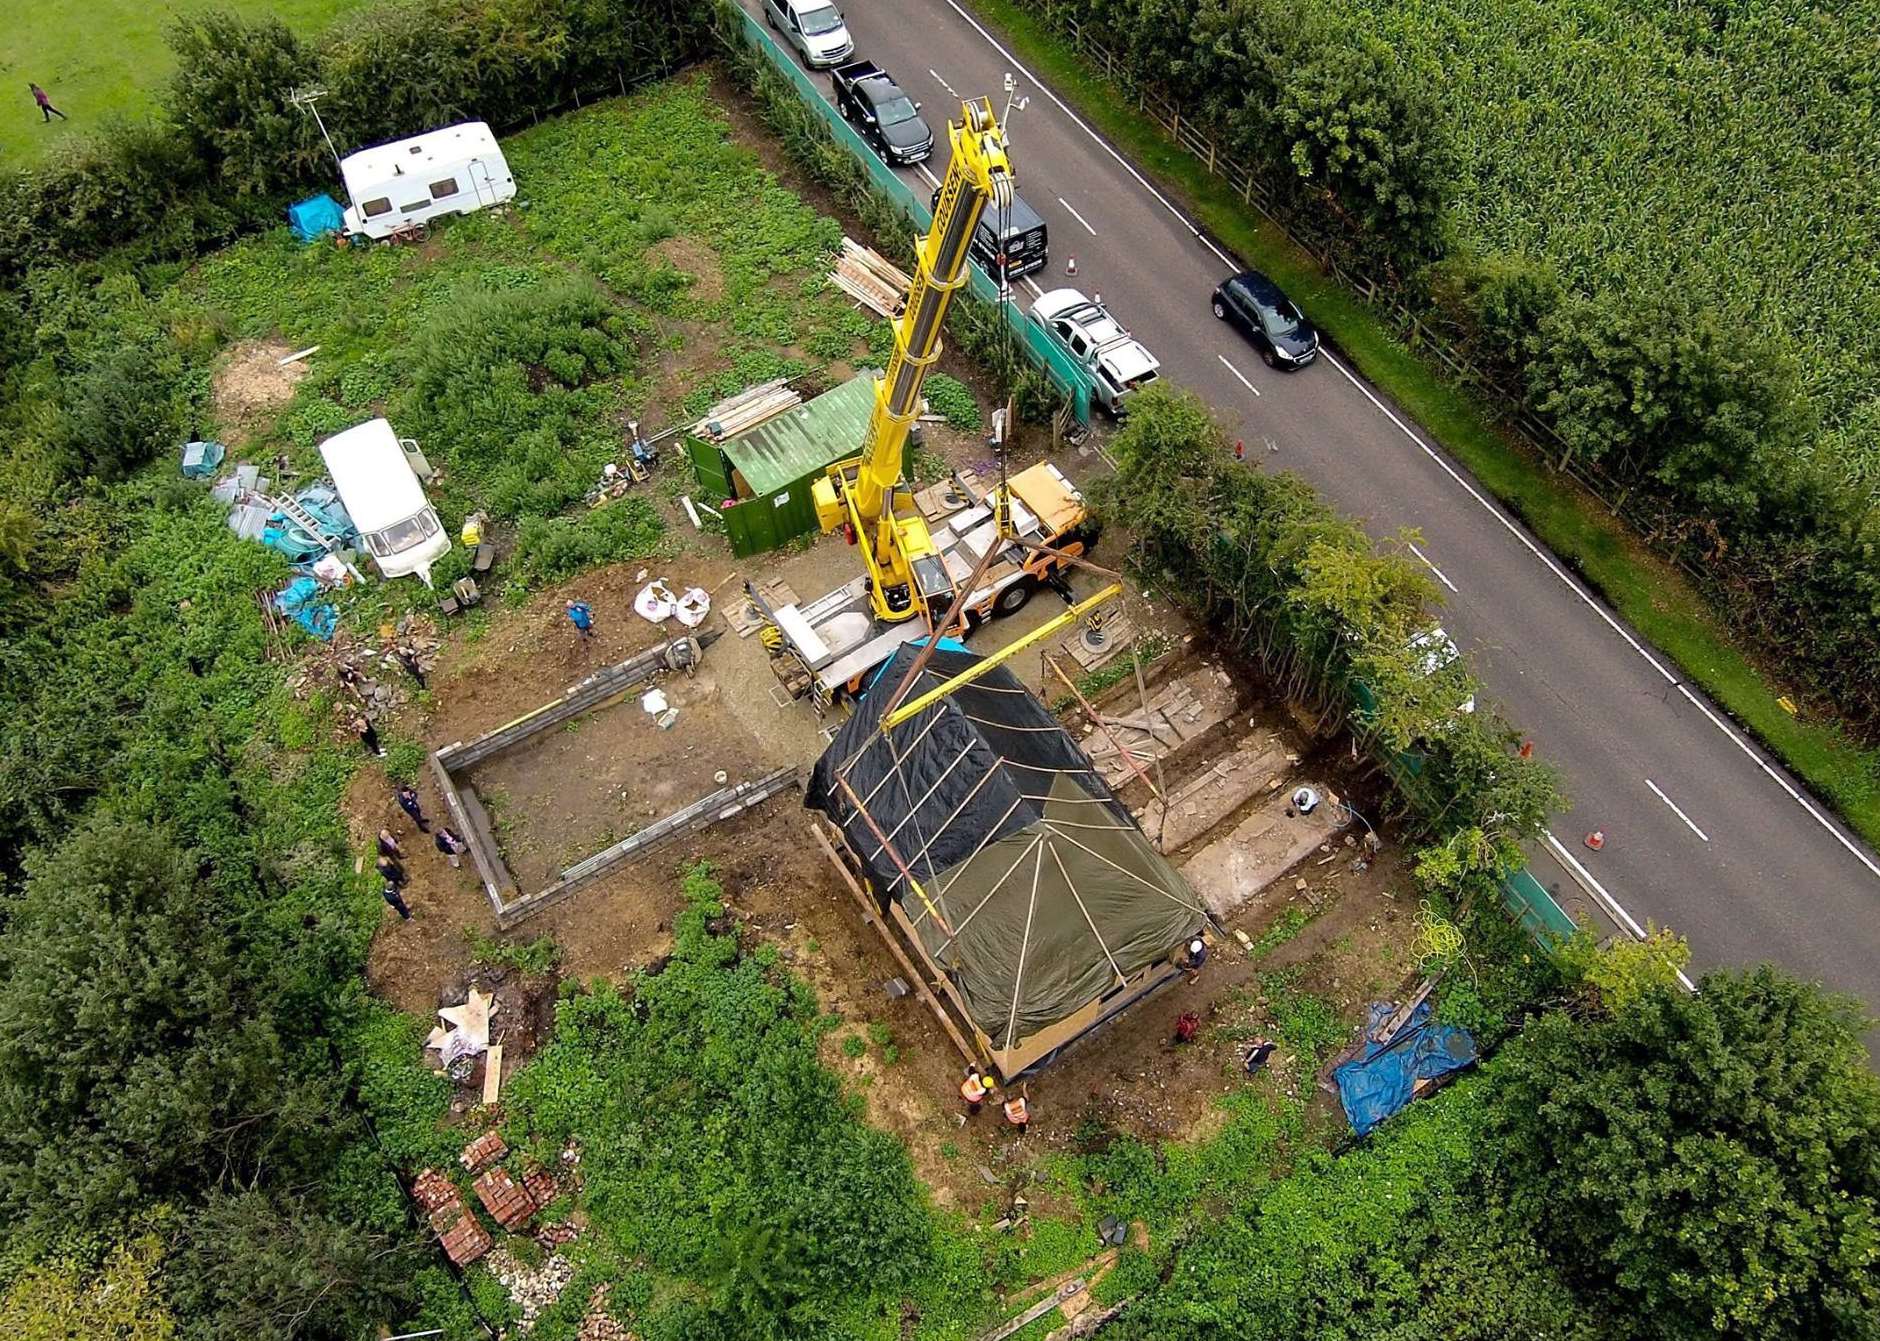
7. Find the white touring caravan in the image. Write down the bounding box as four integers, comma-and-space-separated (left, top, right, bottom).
339, 122, 516, 240
319, 419, 451, 584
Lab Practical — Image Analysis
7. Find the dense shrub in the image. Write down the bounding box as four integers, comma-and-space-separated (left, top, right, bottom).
167, 11, 328, 198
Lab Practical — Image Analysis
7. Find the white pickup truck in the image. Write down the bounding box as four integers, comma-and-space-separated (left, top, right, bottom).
1030, 288, 1161, 416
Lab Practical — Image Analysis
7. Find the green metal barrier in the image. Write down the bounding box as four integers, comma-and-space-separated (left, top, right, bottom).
733, 8, 1095, 424
1500, 864, 1577, 943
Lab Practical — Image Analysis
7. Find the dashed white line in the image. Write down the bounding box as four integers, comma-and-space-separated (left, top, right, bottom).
938, 0, 1880, 884
1544, 833, 1698, 992
928, 68, 958, 97
1057, 196, 1098, 236
1646, 778, 1711, 843
1407, 542, 1458, 593
1216, 354, 1261, 397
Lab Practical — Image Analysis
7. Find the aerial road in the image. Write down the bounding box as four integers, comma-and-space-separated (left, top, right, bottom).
741, 0, 1880, 1037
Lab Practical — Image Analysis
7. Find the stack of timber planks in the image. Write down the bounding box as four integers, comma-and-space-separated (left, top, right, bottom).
695, 379, 802, 441
829, 237, 912, 317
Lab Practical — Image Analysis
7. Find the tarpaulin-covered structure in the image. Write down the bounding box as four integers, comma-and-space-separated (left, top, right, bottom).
807, 642, 1207, 1080
1333, 999, 1477, 1137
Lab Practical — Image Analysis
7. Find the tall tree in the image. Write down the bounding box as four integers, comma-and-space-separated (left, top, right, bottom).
1488, 968, 1880, 1339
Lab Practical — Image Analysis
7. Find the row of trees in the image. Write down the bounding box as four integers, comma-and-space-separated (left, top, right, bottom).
1028, 0, 1880, 741
0, 0, 714, 276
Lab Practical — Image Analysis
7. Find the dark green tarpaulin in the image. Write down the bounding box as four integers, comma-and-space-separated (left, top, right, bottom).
807, 645, 1206, 1051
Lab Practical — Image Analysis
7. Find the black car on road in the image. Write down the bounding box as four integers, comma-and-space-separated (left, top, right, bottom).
831, 60, 934, 166
1211, 269, 1318, 368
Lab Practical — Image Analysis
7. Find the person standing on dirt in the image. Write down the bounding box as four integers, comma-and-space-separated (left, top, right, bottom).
376, 853, 408, 888
355, 715, 385, 758
30, 84, 66, 123
394, 648, 427, 690
1177, 937, 1208, 985
565, 599, 594, 642
1243, 1037, 1276, 1076
435, 825, 467, 869
396, 783, 431, 833
1002, 1087, 1030, 1136
959, 1066, 989, 1117
377, 827, 404, 859
1172, 1011, 1200, 1045
381, 882, 412, 921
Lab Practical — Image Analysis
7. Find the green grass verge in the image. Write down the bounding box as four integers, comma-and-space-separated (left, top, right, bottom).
967, 0, 1880, 851
3, 0, 367, 167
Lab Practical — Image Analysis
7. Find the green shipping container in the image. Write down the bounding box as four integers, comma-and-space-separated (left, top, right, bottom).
684, 374, 914, 558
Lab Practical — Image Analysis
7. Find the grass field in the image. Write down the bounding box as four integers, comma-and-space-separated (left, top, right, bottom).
967, 0, 1880, 851
0, 0, 364, 168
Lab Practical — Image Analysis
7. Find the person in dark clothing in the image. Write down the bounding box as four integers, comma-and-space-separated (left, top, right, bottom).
377, 827, 404, 859
394, 649, 427, 690
355, 716, 385, 757
381, 883, 412, 920
30, 84, 66, 122
1243, 1038, 1277, 1076
337, 663, 366, 701
435, 826, 466, 869
376, 854, 407, 887
396, 784, 430, 832
1177, 936, 1208, 985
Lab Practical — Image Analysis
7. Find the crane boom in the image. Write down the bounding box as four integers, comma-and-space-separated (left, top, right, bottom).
814, 97, 1014, 623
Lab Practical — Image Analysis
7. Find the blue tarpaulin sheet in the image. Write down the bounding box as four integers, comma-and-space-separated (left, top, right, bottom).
180, 439, 226, 479
1334, 999, 1477, 1137
288, 194, 344, 242
275, 576, 338, 641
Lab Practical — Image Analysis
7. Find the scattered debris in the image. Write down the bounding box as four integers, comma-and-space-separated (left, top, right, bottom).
426, 988, 498, 1069
579, 1284, 633, 1341
486, 1246, 575, 1331
829, 236, 912, 317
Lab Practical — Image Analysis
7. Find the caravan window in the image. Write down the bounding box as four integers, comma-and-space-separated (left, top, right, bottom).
401, 200, 431, 214
429, 177, 460, 199
361, 197, 393, 218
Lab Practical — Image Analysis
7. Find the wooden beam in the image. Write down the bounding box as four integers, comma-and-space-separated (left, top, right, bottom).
883, 584, 1122, 729
979, 1280, 1087, 1341
809, 822, 983, 1070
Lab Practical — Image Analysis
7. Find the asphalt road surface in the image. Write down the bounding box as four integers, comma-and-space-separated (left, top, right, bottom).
742, 0, 1880, 1037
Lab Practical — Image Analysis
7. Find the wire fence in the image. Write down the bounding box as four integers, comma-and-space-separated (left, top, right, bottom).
1029, 1, 1709, 584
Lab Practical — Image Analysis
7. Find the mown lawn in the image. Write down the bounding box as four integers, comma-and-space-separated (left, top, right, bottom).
1, 0, 365, 168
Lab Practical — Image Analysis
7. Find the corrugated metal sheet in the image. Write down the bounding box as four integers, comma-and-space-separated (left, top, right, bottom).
722, 372, 875, 497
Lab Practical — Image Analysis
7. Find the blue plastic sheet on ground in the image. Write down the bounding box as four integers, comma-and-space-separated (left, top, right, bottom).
287, 194, 344, 242
275, 576, 338, 641
263, 486, 356, 561
1333, 999, 1477, 1138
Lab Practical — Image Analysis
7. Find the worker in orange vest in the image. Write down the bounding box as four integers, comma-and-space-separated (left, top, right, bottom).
959, 1066, 989, 1116
1003, 1087, 1030, 1135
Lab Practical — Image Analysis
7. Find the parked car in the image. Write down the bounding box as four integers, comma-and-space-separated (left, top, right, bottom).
1029, 289, 1161, 416
765, 0, 854, 68
831, 60, 934, 165
931, 186, 1049, 281
1408, 627, 1477, 718
1211, 269, 1319, 368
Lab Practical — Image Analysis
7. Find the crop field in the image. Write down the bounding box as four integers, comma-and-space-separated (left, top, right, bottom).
0, 0, 364, 167
1349, 0, 1880, 440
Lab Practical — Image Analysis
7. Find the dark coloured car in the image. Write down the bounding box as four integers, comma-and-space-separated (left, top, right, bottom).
1211, 269, 1319, 368
831, 60, 934, 166
931, 185, 1049, 280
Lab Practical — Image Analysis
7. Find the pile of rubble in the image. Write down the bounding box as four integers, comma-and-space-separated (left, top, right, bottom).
579, 1283, 635, 1341
485, 1246, 578, 1332
287, 617, 441, 712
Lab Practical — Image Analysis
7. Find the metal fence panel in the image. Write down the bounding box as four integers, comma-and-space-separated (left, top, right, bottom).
734, 8, 1095, 424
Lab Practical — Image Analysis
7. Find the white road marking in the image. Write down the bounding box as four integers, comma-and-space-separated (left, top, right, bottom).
1022, 275, 1046, 300
1216, 354, 1261, 397
939, 0, 1880, 884
1407, 541, 1458, 593
928, 68, 958, 97
1647, 778, 1711, 843
1057, 196, 1098, 236
1545, 833, 1699, 992
916, 162, 943, 189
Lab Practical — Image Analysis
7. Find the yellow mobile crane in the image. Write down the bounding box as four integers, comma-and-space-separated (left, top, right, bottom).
812, 97, 1015, 622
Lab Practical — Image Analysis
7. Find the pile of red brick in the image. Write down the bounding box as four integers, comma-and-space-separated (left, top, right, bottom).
412, 1167, 492, 1267
474, 1164, 537, 1232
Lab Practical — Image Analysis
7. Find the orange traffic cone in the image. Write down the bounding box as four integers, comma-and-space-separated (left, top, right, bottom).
1519, 739, 1534, 759
1584, 829, 1606, 852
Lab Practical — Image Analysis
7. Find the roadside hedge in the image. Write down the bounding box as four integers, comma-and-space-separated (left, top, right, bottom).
1012, 0, 1880, 746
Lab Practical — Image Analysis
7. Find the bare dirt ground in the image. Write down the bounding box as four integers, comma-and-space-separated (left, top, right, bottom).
209, 337, 309, 446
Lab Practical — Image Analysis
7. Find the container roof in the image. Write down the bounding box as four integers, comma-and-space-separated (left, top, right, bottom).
721, 373, 874, 497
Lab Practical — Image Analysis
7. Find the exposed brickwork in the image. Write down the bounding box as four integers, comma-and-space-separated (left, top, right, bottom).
438, 1213, 493, 1267
411, 1167, 459, 1214
473, 1165, 537, 1231
523, 1166, 558, 1207
460, 1130, 508, 1174
412, 1166, 493, 1266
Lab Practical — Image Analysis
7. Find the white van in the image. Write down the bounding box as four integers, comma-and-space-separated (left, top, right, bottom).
339, 122, 516, 240
319, 419, 451, 584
